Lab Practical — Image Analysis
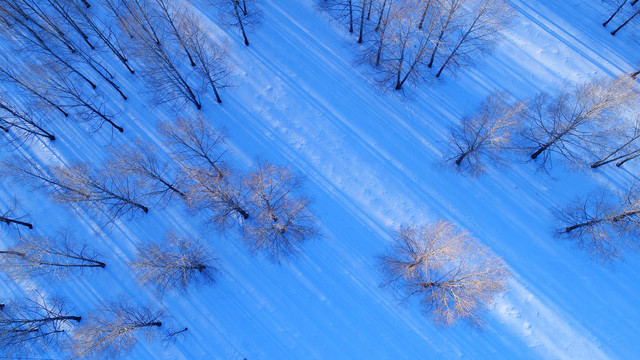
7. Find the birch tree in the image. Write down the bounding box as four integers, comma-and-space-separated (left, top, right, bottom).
72, 301, 165, 359
521, 75, 639, 168
131, 232, 218, 295
448, 91, 525, 175
558, 185, 640, 263
2, 159, 149, 221
243, 161, 319, 262
0, 232, 105, 280
378, 221, 510, 327
0, 294, 81, 357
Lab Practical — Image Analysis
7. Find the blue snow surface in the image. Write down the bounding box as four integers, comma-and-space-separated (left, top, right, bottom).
1, 0, 640, 359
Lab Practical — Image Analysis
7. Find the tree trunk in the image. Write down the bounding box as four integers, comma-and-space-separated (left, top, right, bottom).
565, 210, 640, 232
358, 0, 367, 43
375, 0, 387, 31
0, 216, 34, 229
233, 1, 250, 45
349, 0, 354, 33
591, 133, 640, 168
603, 0, 627, 27
617, 152, 640, 166
611, 8, 640, 35
418, 0, 432, 30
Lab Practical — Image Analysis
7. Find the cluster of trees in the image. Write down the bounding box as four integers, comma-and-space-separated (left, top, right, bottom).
378, 220, 510, 327
0, 293, 175, 359
0, 0, 233, 146
447, 74, 640, 175
320, 0, 513, 90
1, 115, 319, 261
446, 74, 640, 262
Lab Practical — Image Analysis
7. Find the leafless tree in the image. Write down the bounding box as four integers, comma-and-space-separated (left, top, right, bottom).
33, 64, 124, 133
378, 221, 510, 327
0, 293, 81, 357
0, 232, 105, 280
182, 12, 231, 104
131, 231, 219, 295
434, 0, 513, 78
213, 0, 262, 46
134, 34, 203, 109
427, 0, 462, 69
108, 139, 187, 206
2, 158, 149, 221
187, 165, 252, 229
0, 93, 56, 142
377, 0, 438, 90
159, 115, 228, 178
243, 161, 319, 262
591, 118, 640, 168
448, 91, 525, 175
558, 185, 640, 263
67, 0, 136, 73
319, 0, 355, 33
611, 6, 640, 35
0, 60, 70, 118
603, 0, 628, 27
154, 0, 197, 66
0, 203, 33, 230
72, 300, 164, 359
520, 75, 639, 168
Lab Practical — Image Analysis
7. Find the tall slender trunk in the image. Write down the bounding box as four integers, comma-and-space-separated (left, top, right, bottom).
0, 217, 33, 229
565, 210, 640, 233
358, 0, 367, 43
233, 0, 250, 45
349, 0, 354, 32
375, 0, 387, 31
591, 133, 640, 168
617, 152, 640, 166
603, 0, 627, 27
611, 8, 640, 35
418, 0, 433, 30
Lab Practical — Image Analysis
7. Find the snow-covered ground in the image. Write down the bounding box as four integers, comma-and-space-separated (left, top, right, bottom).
2, 0, 640, 359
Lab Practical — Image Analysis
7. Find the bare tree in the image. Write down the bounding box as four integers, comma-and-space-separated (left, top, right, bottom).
520, 75, 639, 168
378, 221, 510, 327
434, 0, 513, 78
558, 185, 640, 263
448, 91, 525, 175
72, 301, 164, 359
0, 293, 81, 357
381, 0, 437, 90
187, 165, 252, 229
243, 161, 319, 262
0, 93, 56, 142
0, 232, 105, 280
33, 64, 124, 133
67, 0, 136, 73
159, 115, 228, 178
131, 232, 218, 295
611, 6, 640, 35
154, 0, 197, 66
214, 0, 261, 46
603, 0, 628, 27
0, 60, 69, 118
591, 119, 640, 168
182, 12, 231, 104
0, 203, 33, 230
107, 139, 187, 206
2, 158, 149, 221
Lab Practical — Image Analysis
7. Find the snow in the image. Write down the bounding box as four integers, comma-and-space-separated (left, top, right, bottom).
2, 0, 640, 359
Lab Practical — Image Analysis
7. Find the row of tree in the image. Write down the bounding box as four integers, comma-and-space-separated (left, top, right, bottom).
1, 115, 319, 263
320, 0, 513, 90
0, 0, 234, 144
447, 74, 640, 175
0, 293, 180, 359
446, 74, 640, 262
